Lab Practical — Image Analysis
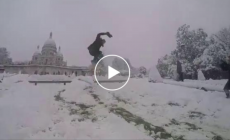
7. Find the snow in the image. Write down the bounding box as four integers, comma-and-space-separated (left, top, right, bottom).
0, 74, 230, 139
198, 70, 206, 80
96, 75, 128, 81
29, 75, 72, 81
148, 65, 163, 83
163, 79, 226, 92
92, 79, 230, 139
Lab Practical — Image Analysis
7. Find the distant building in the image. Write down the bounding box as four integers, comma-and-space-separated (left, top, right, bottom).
31, 32, 67, 66
3, 32, 88, 75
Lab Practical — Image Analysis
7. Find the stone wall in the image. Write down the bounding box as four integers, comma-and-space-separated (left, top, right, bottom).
3, 65, 89, 76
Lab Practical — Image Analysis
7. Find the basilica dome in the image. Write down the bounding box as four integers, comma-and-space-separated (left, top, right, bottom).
33, 51, 40, 56
41, 32, 57, 54
57, 46, 63, 58
33, 46, 41, 57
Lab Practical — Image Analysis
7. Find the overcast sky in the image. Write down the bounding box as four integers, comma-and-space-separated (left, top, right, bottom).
0, 0, 230, 68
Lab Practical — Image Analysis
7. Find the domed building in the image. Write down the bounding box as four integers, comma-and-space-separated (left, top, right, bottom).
31, 32, 67, 66
3, 32, 88, 75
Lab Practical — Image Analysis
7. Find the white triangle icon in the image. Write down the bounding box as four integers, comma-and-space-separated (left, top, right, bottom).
108, 66, 120, 79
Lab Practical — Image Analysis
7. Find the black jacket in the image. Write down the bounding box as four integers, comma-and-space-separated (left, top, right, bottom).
88, 33, 108, 52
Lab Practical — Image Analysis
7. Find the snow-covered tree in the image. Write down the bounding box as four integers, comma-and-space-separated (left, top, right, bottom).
0, 47, 12, 65
157, 25, 230, 79
157, 54, 177, 78
213, 27, 230, 51
156, 57, 168, 77
112, 57, 128, 71
175, 24, 208, 63
139, 66, 147, 75
194, 27, 230, 70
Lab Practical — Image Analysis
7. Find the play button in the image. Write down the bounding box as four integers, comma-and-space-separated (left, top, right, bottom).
108, 66, 120, 79
94, 54, 130, 91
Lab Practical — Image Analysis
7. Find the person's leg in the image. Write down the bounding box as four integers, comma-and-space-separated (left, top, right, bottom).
98, 51, 104, 59
98, 51, 104, 67
224, 80, 230, 98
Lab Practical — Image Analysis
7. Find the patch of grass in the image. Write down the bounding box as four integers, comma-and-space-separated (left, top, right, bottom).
173, 135, 185, 140
78, 118, 84, 122
68, 101, 94, 109
76, 103, 93, 109
113, 95, 128, 104
212, 135, 223, 140
54, 93, 64, 102
99, 102, 104, 104
183, 122, 201, 130
160, 132, 173, 139
54, 90, 95, 121
167, 119, 201, 131
189, 111, 206, 119
59, 89, 66, 93
168, 102, 180, 106
169, 119, 180, 125
81, 110, 92, 115
110, 107, 173, 139
151, 103, 157, 106
54, 89, 66, 102
68, 103, 94, 118
91, 94, 100, 101
91, 117, 98, 122
69, 109, 78, 115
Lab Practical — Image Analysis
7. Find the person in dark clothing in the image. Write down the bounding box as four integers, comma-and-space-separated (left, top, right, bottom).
177, 60, 184, 82
88, 32, 112, 65
220, 59, 230, 98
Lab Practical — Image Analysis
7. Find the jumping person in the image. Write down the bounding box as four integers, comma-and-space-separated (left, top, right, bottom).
88, 32, 112, 65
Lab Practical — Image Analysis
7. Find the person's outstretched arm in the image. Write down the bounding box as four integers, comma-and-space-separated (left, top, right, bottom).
96, 32, 112, 39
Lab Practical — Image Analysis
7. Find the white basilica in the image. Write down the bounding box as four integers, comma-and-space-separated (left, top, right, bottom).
31, 32, 67, 66
3, 32, 88, 75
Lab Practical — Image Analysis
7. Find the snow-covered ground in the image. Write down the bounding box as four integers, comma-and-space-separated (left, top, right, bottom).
29, 75, 72, 81
163, 79, 227, 92
0, 74, 229, 139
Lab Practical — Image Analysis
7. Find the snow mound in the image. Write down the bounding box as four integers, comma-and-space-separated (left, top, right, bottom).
148, 65, 163, 83
198, 70, 206, 80
2, 74, 30, 84
78, 76, 94, 85
0, 73, 15, 78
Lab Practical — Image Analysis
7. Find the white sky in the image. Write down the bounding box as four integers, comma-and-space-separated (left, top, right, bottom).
0, 0, 230, 68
